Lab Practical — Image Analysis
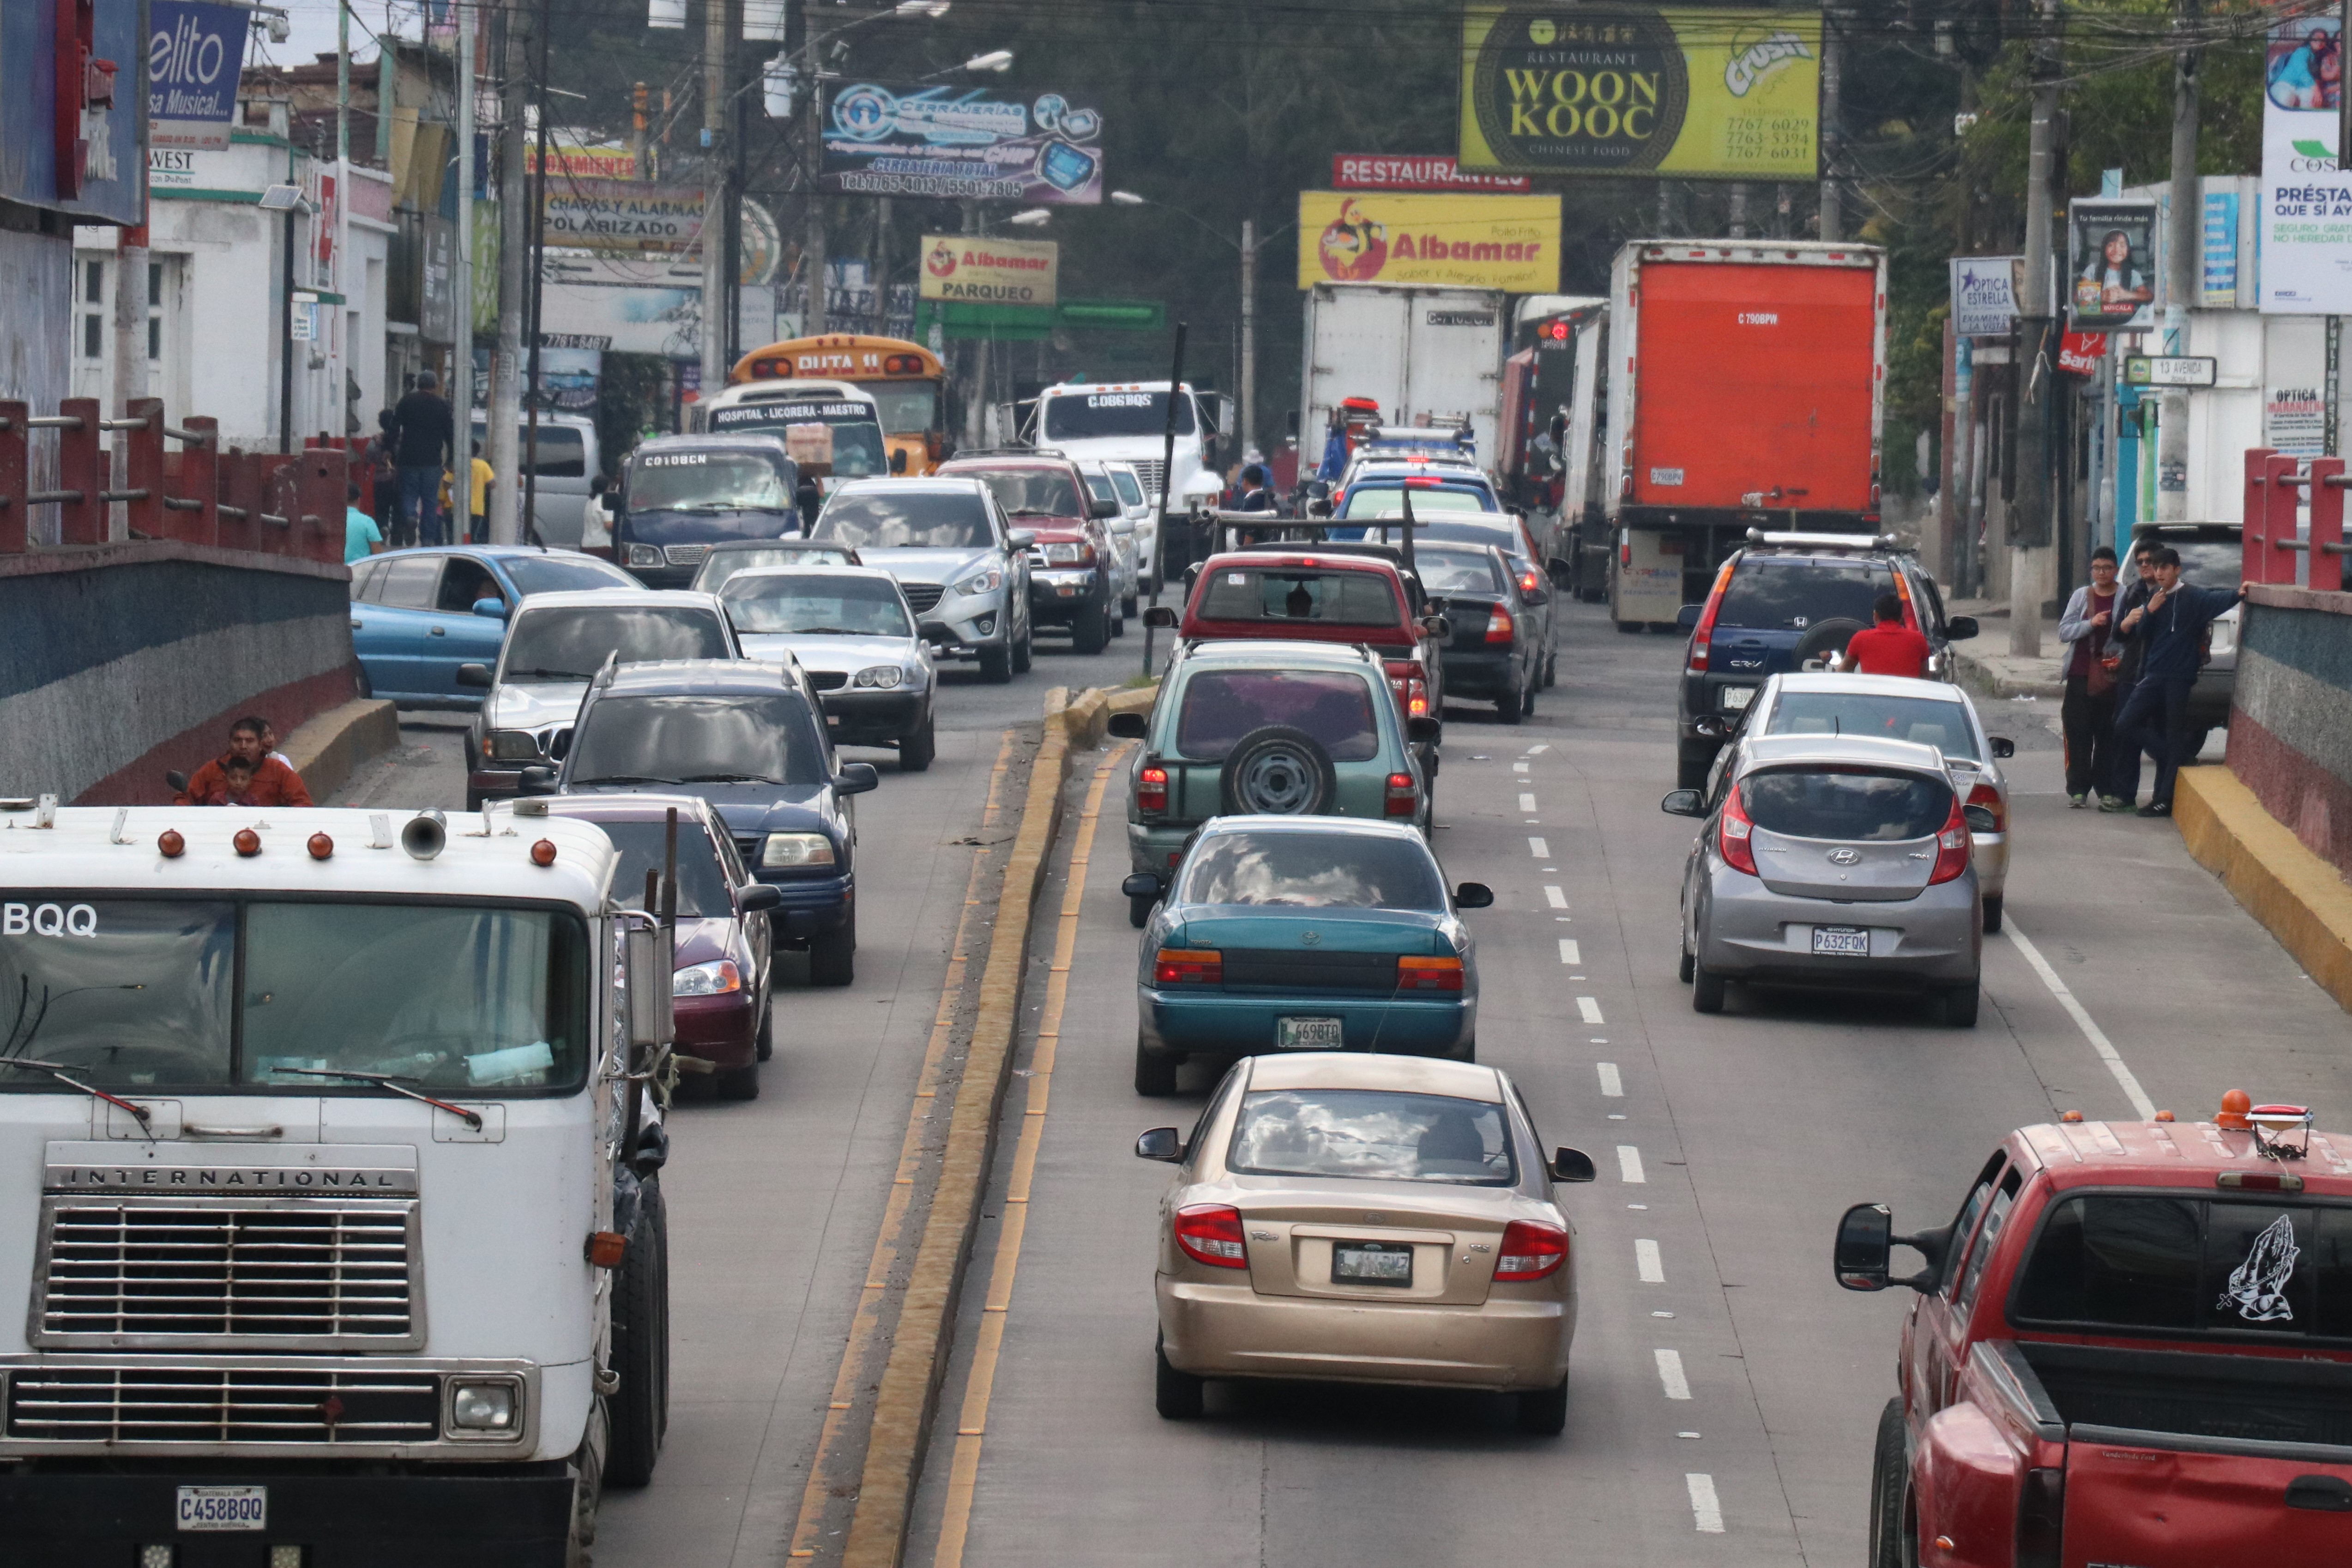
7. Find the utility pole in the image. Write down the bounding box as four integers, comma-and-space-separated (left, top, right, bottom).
456, 0, 475, 425
2157, 0, 2200, 525
1819, 9, 1843, 241
701, 0, 731, 392
802, 0, 828, 339
489, 0, 528, 544
2009, 0, 2062, 657
1238, 217, 1256, 464
111, 208, 148, 541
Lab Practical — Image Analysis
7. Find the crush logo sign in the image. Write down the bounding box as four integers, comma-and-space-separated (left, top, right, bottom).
1470, 7, 1689, 171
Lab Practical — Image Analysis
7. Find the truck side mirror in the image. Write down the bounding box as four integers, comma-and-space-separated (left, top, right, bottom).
1453, 881, 1495, 909
1946, 615, 1980, 641
457, 663, 493, 688
1834, 1203, 1893, 1291
1549, 1147, 1597, 1182
1107, 712, 1149, 740
1549, 413, 1568, 446
1135, 1127, 1183, 1162
737, 883, 784, 913
1120, 872, 1163, 900
1676, 604, 1703, 629
834, 763, 880, 796
624, 923, 675, 1049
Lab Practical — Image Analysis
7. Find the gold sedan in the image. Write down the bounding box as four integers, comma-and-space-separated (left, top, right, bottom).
1135, 1051, 1596, 1434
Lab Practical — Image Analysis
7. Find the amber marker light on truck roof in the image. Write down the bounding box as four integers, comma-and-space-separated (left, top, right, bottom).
233, 829, 261, 857
308, 833, 333, 860
531, 839, 558, 867
157, 830, 183, 858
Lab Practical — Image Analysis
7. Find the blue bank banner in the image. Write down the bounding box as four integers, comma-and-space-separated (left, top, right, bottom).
151, 1, 249, 150
818, 84, 1105, 205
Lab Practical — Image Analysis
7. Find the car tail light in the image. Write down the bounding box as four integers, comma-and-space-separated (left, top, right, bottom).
1385, 772, 1418, 817
1173, 1203, 1249, 1268
1485, 606, 1515, 644
1930, 794, 1972, 885
1516, 566, 1543, 596
1384, 660, 1429, 717
1687, 558, 1735, 675
1154, 947, 1222, 986
2015, 1467, 2064, 1568
1397, 954, 1465, 991
1966, 780, 2004, 833
1494, 1219, 1568, 1281
1138, 765, 1168, 814
1719, 783, 1758, 876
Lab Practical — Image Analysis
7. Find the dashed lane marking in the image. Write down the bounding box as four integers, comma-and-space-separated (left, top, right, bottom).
2005, 923, 2158, 1120
1686, 1473, 1725, 1533
1514, 761, 1530, 774
1597, 1062, 1623, 1098
1654, 1348, 1690, 1400
1519, 793, 1538, 813
1558, 939, 1582, 966
1617, 1146, 1645, 1183
1636, 1239, 1664, 1283
1528, 836, 1550, 858
1544, 885, 1567, 909
1577, 996, 1604, 1025
1525, 743, 1550, 755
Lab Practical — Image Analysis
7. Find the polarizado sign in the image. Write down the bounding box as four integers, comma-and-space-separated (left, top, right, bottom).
918, 235, 1059, 306
823, 85, 1104, 205
150, 2, 247, 151
1297, 192, 1561, 292
1459, 6, 1820, 178
541, 180, 706, 254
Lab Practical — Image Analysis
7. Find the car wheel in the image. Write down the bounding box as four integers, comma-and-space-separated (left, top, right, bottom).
809, 911, 856, 987
713, 1061, 760, 1100
1522, 681, 1537, 718
1012, 621, 1033, 673
1692, 960, 1727, 1014
2182, 727, 2212, 764
899, 718, 936, 772
1073, 597, 1112, 654
1155, 1333, 1204, 1419
1869, 1396, 1907, 1568
1497, 686, 1525, 725
1112, 603, 1127, 638
1219, 726, 1337, 815
1941, 983, 1980, 1029
1676, 742, 1714, 792
1678, 939, 1695, 983
603, 1177, 669, 1488
977, 645, 1013, 683
1543, 649, 1558, 688
1981, 894, 2003, 935
1515, 1373, 1569, 1435
1123, 593, 1140, 618
1128, 892, 1156, 929
1134, 1035, 1179, 1096
756, 995, 774, 1061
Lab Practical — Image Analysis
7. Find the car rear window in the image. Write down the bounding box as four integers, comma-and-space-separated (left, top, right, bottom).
1415, 548, 1505, 596
814, 491, 992, 550
503, 606, 730, 681
694, 546, 858, 592
1228, 1089, 1514, 1186
1716, 560, 1894, 631
956, 466, 1082, 520
568, 693, 828, 787
1740, 766, 1951, 841
1195, 567, 1400, 627
503, 555, 636, 597
1339, 484, 1492, 519
1175, 669, 1380, 763
1765, 693, 1980, 761
2013, 1194, 2352, 1341
721, 573, 912, 637
1178, 830, 1445, 910
594, 820, 734, 918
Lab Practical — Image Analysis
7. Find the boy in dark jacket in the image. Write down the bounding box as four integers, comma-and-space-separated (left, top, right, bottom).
2106, 546, 2246, 817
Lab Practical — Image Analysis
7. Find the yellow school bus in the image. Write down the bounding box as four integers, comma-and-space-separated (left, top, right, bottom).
731, 335, 947, 476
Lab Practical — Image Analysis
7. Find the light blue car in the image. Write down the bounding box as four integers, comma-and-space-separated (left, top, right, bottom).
348, 545, 637, 708
1123, 815, 1492, 1096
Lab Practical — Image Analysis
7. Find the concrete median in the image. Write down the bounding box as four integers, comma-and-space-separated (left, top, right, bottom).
2177, 766, 2352, 1015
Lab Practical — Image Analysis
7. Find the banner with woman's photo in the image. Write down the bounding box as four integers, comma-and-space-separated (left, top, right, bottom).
2261, 10, 2352, 313
2066, 199, 2156, 331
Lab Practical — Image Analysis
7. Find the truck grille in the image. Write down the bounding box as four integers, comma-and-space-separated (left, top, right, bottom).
1130, 459, 1166, 497
663, 543, 710, 566
900, 582, 945, 614
5, 1367, 440, 1445
33, 1198, 420, 1350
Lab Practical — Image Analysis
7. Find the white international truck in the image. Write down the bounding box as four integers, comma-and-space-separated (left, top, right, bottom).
1301, 283, 1510, 473
0, 800, 678, 1564
1021, 380, 1226, 510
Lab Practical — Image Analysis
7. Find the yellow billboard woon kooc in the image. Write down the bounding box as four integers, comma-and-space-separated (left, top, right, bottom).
1459, 6, 1820, 179
1297, 192, 1563, 292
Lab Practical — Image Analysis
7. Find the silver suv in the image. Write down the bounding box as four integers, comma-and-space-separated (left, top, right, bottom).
808, 477, 1036, 683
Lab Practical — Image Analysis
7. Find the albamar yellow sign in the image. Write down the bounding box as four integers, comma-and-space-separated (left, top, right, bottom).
1297, 192, 1562, 292
1459, 6, 1821, 179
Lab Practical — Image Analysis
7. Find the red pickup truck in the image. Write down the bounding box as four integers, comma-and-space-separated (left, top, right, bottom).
1836, 1092, 2352, 1568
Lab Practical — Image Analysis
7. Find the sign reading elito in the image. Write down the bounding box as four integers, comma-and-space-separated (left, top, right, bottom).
1297, 192, 1562, 292
918, 235, 1060, 306
1458, 6, 1820, 179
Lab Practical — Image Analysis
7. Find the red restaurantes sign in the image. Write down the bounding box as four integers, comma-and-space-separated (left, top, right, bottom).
1332, 154, 1533, 193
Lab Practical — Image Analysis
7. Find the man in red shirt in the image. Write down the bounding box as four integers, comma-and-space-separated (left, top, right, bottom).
174, 716, 314, 807
1835, 592, 1931, 679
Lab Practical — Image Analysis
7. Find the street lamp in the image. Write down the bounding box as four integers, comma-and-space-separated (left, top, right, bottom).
1110, 190, 1146, 206
1008, 208, 1051, 227
259, 183, 314, 455
963, 49, 1013, 71
1108, 192, 1294, 464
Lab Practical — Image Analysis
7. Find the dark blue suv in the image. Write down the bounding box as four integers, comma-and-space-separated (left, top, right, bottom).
1673, 531, 1978, 788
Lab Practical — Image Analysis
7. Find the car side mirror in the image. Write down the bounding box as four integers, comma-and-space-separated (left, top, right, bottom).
1406, 715, 1441, 744
1453, 881, 1494, 909
1120, 872, 1163, 900
517, 765, 559, 796
1135, 1127, 1183, 1163
1833, 1203, 1894, 1291
456, 663, 493, 688
1676, 604, 1703, 629
1420, 615, 1451, 637
1007, 529, 1037, 550
623, 923, 675, 1049
1946, 615, 1980, 640
1549, 1147, 1597, 1183
1092, 498, 1121, 519
834, 762, 880, 796
1964, 805, 1997, 834
1692, 716, 1728, 739
165, 769, 191, 794
737, 883, 784, 913
1989, 736, 2015, 759
1107, 712, 1149, 740
889, 447, 909, 474
1308, 500, 1333, 519
1548, 413, 1568, 445
472, 597, 508, 619
1660, 788, 1706, 817
1144, 605, 1179, 629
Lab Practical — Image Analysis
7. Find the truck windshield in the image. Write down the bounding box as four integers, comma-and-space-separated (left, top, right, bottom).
1042, 391, 1193, 439
2014, 1193, 2352, 1341
1765, 693, 1980, 761
502, 607, 730, 681
1716, 560, 1894, 631
629, 452, 793, 513
0, 899, 590, 1093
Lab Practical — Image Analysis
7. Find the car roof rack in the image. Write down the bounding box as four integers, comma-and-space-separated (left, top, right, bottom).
947, 446, 1065, 460
1744, 529, 1899, 551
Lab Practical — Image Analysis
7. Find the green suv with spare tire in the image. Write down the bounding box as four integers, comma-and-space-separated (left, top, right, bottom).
1108, 639, 1439, 928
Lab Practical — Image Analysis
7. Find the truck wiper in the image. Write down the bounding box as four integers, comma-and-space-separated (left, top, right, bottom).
579, 774, 680, 786
271, 1067, 484, 1129
506, 667, 593, 681
0, 1057, 156, 1140
673, 772, 781, 784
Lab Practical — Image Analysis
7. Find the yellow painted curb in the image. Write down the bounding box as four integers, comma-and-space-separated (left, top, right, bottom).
2177, 767, 2352, 1014
839, 684, 1134, 1568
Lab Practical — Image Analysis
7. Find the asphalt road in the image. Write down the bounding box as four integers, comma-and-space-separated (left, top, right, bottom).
899, 605, 2352, 1568
334, 603, 2346, 1565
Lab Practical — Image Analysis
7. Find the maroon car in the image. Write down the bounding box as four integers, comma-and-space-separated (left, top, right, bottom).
539, 795, 778, 1100
936, 452, 1122, 653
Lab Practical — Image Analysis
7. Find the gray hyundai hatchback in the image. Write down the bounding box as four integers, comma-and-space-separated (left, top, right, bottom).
1663, 734, 1986, 1025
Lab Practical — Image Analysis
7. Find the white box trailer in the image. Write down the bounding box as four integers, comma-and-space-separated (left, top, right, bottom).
1301, 284, 1509, 467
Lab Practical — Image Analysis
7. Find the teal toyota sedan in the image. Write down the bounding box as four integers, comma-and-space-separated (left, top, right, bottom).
1123, 816, 1491, 1095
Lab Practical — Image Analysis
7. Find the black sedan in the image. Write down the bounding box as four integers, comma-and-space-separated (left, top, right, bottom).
1421, 544, 1544, 724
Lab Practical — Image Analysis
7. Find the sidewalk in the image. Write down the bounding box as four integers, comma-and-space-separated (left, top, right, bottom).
1943, 599, 2066, 700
